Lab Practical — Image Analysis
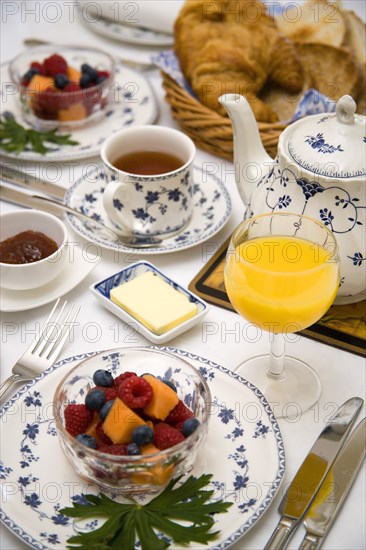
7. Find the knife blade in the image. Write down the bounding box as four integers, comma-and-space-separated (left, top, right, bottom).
264, 397, 364, 550
299, 417, 365, 550
1, 183, 64, 217
0, 164, 66, 199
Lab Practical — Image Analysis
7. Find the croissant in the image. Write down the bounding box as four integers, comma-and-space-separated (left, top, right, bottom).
174, 0, 304, 122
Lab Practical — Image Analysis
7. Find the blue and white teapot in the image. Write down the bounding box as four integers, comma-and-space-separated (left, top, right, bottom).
220, 94, 366, 304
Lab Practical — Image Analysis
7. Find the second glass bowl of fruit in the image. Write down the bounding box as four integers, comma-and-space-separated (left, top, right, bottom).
9, 45, 115, 130
53, 347, 211, 494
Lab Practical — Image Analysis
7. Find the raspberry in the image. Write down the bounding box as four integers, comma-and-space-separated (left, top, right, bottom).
94, 386, 117, 402
43, 54, 68, 77
34, 87, 60, 115
64, 404, 94, 437
99, 444, 128, 456
61, 82, 82, 108
95, 422, 112, 445
117, 376, 153, 409
30, 61, 45, 75
114, 372, 137, 389
165, 400, 194, 426
118, 376, 153, 409
153, 422, 185, 450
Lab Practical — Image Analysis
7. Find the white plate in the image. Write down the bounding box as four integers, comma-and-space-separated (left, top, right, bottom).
64, 165, 232, 254
90, 261, 209, 343
0, 63, 158, 162
80, 12, 174, 46
0, 244, 100, 312
0, 346, 285, 550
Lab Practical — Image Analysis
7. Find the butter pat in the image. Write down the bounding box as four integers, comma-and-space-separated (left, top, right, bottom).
110, 271, 198, 335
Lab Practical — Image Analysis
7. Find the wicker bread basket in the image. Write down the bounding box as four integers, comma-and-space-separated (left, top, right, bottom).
161, 71, 288, 160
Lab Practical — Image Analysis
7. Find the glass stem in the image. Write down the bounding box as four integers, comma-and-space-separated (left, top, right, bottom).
268, 333, 286, 380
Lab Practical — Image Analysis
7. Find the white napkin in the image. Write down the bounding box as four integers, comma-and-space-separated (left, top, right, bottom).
78, 0, 184, 34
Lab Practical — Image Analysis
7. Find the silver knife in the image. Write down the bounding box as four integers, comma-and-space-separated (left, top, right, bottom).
0, 164, 66, 200
299, 417, 365, 550
265, 397, 364, 550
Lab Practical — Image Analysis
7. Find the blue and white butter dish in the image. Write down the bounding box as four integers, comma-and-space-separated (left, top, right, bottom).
90, 261, 209, 343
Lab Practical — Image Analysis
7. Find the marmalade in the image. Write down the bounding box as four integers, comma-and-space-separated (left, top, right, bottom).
0, 230, 58, 264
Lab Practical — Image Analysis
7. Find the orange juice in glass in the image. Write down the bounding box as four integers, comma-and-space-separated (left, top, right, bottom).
224, 213, 340, 418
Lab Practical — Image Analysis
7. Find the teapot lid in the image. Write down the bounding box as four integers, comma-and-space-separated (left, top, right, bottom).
284, 95, 366, 179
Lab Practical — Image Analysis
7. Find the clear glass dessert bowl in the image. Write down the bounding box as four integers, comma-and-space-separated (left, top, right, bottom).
53, 347, 211, 494
9, 45, 115, 130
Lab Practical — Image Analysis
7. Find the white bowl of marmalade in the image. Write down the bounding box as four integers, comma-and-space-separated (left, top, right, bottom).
0, 210, 68, 290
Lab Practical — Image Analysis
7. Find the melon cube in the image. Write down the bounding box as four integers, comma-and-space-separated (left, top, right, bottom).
27, 75, 54, 93
142, 375, 179, 420
67, 65, 81, 83
102, 397, 146, 444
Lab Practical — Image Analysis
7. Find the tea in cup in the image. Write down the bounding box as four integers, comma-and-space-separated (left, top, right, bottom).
101, 126, 196, 238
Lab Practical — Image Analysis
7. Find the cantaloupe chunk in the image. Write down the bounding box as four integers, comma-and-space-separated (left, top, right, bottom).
142, 375, 179, 420
131, 444, 174, 485
27, 75, 54, 93
67, 65, 81, 83
85, 415, 99, 439
58, 102, 87, 121
102, 397, 146, 444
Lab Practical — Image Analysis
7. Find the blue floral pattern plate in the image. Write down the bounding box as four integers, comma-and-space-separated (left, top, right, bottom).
0, 63, 157, 162
0, 347, 285, 550
64, 165, 232, 254
80, 12, 174, 46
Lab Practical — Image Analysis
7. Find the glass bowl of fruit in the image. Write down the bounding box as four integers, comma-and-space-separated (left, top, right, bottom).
53, 347, 211, 494
9, 45, 115, 130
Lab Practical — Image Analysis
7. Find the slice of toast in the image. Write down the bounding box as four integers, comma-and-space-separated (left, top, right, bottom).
275, 0, 346, 47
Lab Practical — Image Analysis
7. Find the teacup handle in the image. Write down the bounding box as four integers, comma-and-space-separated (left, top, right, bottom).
102, 179, 131, 235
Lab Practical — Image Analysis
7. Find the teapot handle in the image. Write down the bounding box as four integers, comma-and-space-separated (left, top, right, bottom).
336, 95, 356, 125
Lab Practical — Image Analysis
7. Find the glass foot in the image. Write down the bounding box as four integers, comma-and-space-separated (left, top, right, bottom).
235, 355, 321, 419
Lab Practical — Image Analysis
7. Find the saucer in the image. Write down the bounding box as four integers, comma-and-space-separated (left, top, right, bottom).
0, 245, 100, 312
64, 165, 232, 254
80, 12, 174, 46
0, 63, 157, 162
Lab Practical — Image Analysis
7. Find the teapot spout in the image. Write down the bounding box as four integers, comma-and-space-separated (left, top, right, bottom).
219, 94, 273, 206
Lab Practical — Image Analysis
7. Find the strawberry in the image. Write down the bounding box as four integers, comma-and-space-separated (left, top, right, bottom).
43, 54, 67, 77
99, 444, 128, 456
165, 400, 194, 426
153, 422, 185, 450
64, 404, 94, 437
118, 376, 153, 409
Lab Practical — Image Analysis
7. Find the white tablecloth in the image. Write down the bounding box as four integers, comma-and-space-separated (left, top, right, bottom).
1, 1, 365, 549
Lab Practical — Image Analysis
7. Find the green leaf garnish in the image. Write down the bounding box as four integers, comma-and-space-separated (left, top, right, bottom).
60, 474, 233, 550
0, 114, 79, 155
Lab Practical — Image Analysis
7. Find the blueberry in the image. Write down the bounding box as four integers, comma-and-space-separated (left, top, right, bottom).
54, 74, 69, 89
99, 399, 114, 421
81, 63, 98, 82
76, 434, 97, 449
181, 418, 200, 437
132, 425, 154, 447
85, 388, 106, 411
22, 68, 38, 83
127, 442, 140, 455
93, 369, 114, 387
79, 73, 91, 88
95, 75, 107, 85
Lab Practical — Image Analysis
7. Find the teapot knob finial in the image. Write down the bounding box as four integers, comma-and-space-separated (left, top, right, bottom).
336, 95, 356, 125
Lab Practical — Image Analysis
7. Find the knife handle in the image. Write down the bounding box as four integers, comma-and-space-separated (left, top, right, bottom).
264, 517, 298, 550
298, 532, 323, 550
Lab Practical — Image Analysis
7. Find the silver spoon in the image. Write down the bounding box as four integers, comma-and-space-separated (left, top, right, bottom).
23, 38, 157, 72
31, 195, 163, 248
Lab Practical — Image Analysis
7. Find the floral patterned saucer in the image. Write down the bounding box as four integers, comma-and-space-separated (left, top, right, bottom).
64, 165, 232, 254
0, 346, 285, 550
0, 63, 158, 162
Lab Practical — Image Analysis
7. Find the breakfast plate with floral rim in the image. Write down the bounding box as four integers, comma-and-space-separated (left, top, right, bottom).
0, 346, 285, 550
64, 165, 232, 254
79, 12, 174, 47
0, 62, 158, 162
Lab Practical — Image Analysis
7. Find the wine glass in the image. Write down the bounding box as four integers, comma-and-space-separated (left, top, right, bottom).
224, 212, 340, 418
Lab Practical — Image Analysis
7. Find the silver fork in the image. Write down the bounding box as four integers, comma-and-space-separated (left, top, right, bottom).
0, 299, 80, 401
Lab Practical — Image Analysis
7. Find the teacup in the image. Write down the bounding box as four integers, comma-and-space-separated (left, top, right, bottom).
101, 126, 196, 238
